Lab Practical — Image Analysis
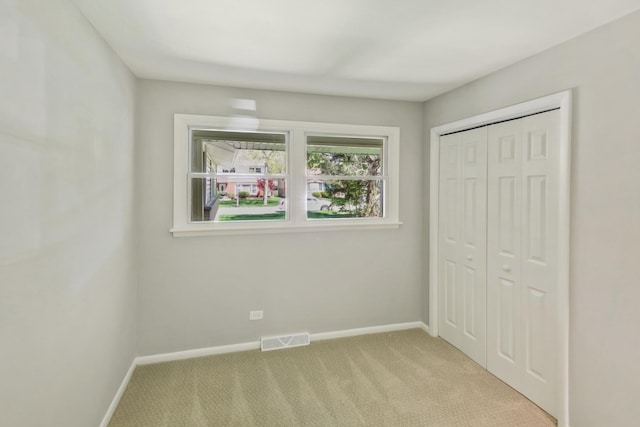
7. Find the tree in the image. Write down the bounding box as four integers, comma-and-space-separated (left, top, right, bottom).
307, 152, 381, 217
244, 149, 285, 204
257, 178, 275, 195
245, 150, 286, 174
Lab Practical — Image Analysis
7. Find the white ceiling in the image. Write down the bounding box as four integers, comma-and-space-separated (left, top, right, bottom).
73, 0, 640, 101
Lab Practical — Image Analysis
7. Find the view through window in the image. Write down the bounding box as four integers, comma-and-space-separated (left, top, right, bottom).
306, 135, 384, 219
189, 129, 287, 222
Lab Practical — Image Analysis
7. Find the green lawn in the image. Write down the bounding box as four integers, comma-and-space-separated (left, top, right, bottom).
218, 211, 358, 221
307, 211, 358, 219
218, 212, 286, 221
219, 197, 281, 207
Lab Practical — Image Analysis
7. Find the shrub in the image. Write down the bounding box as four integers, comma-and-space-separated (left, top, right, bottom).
312, 191, 322, 198
238, 191, 250, 199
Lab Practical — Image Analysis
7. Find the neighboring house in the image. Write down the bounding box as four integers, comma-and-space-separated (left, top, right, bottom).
307, 179, 326, 195
215, 166, 280, 198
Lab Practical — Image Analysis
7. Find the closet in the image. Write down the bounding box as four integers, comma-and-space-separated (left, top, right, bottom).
438, 109, 560, 417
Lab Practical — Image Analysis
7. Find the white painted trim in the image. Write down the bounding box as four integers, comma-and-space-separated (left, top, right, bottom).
311, 321, 428, 341
419, 321, 430, 334
428, 122, 441, 338
172, 115, 401, 236
136, 322, 428, 365
169, 219, 402, 237
428, 90, 571, 427
557, 91, 572, 427
99, 359, 137, 427
136, 341, 261, 365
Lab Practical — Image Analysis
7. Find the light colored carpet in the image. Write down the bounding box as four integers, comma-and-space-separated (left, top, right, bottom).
109, 329, 556, 426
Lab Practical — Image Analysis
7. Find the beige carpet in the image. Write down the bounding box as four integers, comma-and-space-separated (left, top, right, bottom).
109, 329, 556, 426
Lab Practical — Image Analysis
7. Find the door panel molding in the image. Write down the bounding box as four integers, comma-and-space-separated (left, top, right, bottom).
429, 90, 571, 427
486, 110, 560, 415
437, 127, 487, 366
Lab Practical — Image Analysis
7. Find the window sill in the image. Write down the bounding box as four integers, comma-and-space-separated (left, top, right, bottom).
170, 220, 402, 237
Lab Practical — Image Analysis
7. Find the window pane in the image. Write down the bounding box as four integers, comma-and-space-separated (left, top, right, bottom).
189, 129, 287, 223
306, 179, 383, 219
191, 177, 216, 222
191, 178, 287, 223
191, 130, 287, 174
306, 135, 383, 177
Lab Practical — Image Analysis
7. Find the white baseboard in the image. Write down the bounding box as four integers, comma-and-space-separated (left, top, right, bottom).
312, 321, 428, 341
136, 341, 260, 365
101, 320, 429, 426
99, 359, 136, 427
419, 321, 430, 334
137, 321, 429, 366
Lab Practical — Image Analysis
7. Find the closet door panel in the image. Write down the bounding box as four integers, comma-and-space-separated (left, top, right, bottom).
444, 260, 458, 327
438, 133, 462, 348
487, 110, 560, 417
438, 128, 487, 366
520, 111, 560, 415
460, 127, 487, 366
487, 119, 523, 388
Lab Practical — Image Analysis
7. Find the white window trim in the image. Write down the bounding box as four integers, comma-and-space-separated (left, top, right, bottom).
171, 114, 401, 237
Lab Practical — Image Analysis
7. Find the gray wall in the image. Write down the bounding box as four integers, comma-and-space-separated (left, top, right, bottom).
423, 10, 640, 427
4, 2, 637, 425
136, 80, 424, 355
0, 1, 138, 426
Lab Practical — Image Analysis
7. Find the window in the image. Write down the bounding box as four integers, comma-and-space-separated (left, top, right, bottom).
306, 135, 384, 220
172, 115, 400, 236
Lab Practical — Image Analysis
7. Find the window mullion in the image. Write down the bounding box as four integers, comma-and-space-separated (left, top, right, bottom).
289, 127, 306, 225
189, 172, 217, 179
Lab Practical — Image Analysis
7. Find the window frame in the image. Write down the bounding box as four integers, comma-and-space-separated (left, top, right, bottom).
172, 114, 400, 236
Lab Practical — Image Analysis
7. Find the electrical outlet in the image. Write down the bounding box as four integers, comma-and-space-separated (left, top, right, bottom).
249, 310, 263, 320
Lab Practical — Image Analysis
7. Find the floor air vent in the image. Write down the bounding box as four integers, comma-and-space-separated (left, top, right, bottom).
261, 332, 310, 351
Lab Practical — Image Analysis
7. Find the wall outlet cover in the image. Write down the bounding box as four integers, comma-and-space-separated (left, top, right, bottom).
249, 310, 263, 320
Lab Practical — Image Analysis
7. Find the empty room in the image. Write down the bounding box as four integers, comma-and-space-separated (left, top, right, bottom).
2, 0, 640, 426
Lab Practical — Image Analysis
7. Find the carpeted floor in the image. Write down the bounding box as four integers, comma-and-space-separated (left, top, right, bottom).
108, 329, 556, 426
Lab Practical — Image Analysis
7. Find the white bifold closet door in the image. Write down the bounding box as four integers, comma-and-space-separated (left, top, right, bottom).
438, 126, 487, 367
486, 110, 560, 416
438, 110, 560, 417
